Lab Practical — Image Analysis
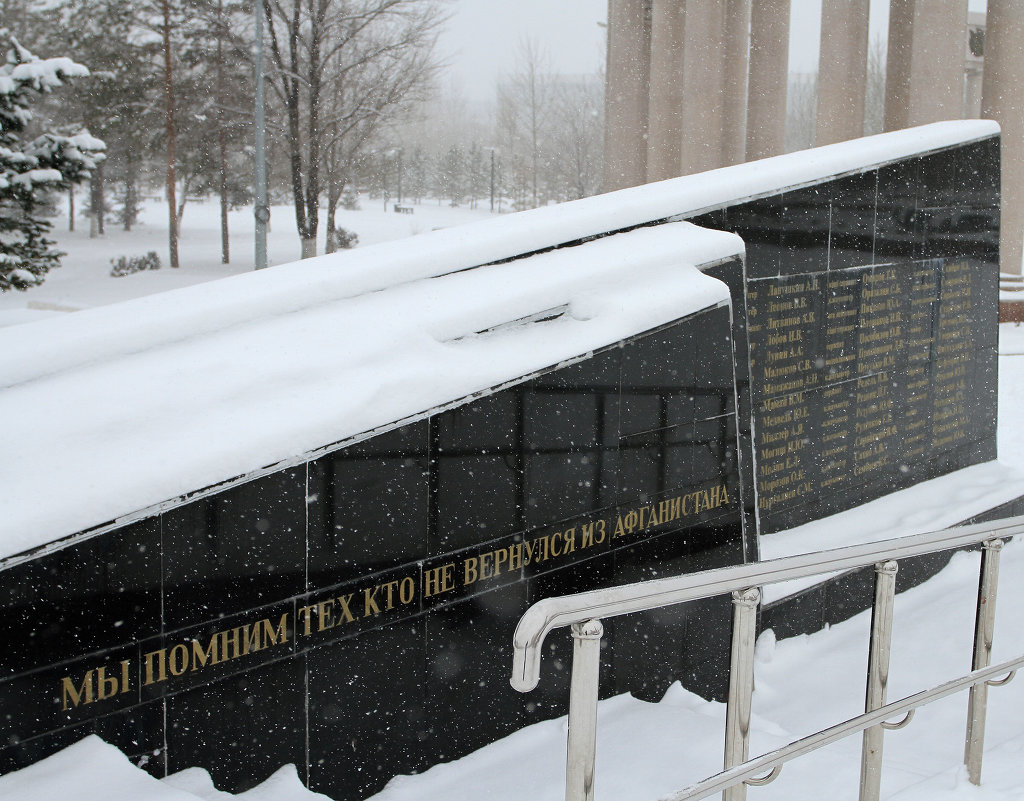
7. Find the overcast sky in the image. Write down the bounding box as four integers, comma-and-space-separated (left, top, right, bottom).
439, 0, 989, 102
438, 0, 607, 102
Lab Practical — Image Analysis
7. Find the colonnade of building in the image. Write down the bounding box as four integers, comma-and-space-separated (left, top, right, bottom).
604, 0, 1024, 275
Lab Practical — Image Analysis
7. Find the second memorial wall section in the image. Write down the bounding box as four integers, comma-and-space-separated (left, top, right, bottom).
693, 135, 1000, 534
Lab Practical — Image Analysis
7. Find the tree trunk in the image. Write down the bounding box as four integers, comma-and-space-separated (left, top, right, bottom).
97, 161, 105, 235
68, 187, 74, 232
324, 201, 337, 254
88, 165, 104, 237
88, 161, 106, 235
123, 178, 135, 232
324, 151, 341, 254
279, 2, 310, 255
162, 0, 179, 268
301, 237, 317, 259
123, 157, 138, 231
324, 181, 341, 254
216, 0, 229, 264
219, 138, 229, 263
300, 2, 324, 259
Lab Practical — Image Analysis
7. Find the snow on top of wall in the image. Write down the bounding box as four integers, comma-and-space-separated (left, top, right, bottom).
0, 119, 995, 560
0, 120, 995, 391
0, 222, 738, 561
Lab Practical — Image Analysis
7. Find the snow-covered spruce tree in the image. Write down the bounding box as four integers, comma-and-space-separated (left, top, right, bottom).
0, 34, 104, 291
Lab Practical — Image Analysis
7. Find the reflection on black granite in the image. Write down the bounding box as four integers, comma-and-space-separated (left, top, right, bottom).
611, 521, 740, 702
165, 657, 306, 793
162, 468, 307, 629
0, 518, 160, 678
779, 185, 830, 275
423, 583, 531, 762
827, 171, 877, 271
434, 390, 523, 552
308, 620, 427, 800
308, 422, 429, 588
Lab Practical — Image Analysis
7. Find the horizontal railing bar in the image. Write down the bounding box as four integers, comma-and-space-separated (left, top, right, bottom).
660, 654, 1024, 801
511, 516, 1024, 691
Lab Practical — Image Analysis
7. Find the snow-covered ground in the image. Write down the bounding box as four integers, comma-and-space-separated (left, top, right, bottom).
0, 194, 494, 324
2, 200, 1024, 800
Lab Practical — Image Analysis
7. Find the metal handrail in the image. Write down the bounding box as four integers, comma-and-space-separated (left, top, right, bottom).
664, 655, 1024, 801
511, 516, 1024, 691
509, 514, 1024, 801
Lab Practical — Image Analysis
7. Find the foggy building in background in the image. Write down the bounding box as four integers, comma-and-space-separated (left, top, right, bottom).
603, 0, 1024, 278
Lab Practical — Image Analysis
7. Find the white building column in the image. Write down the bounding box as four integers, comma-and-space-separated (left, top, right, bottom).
604, 0, 652, 191
746, 0, 790, 161
646, 0, 685, 182
816, 0, 870, 146
982, 0, 1024, 275
680, 0, 728, 174
884, 0, 968, 131
721, 0, 751, 167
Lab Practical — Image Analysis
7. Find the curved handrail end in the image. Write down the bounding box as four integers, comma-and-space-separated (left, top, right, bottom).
510, 598, 564, 692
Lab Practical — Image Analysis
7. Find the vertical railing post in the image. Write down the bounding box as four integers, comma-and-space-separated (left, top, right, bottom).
565, 619, 604, 801
859, 560, 899, 801
723, 587, 761, 801
964, 538, 1004, 784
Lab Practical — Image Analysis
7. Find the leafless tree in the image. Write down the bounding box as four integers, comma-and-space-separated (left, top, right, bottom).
262, 0, 446, 258
497, 39, 554, 209
549, 77, 603, 201
160, 0, 179, 266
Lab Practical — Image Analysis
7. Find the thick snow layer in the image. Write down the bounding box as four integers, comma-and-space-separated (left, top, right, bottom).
162, 764, 332, 801
4, 536, 1022, 801
0, 121, 994, 390
0, 735, 331, 800
0, 736, 196, 801
0, 222, 738, 559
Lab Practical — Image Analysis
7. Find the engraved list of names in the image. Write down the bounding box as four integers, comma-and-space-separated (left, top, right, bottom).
746, 258, 983, 531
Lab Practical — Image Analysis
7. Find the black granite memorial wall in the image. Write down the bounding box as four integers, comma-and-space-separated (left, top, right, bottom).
0, 289, 746, 799
0, 131, 1003, 801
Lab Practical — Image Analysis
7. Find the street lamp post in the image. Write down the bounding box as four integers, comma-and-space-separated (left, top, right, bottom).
396, 149, 403, 205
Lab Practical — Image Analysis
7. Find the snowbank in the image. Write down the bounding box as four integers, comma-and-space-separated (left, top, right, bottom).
0, 735, 331, 801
